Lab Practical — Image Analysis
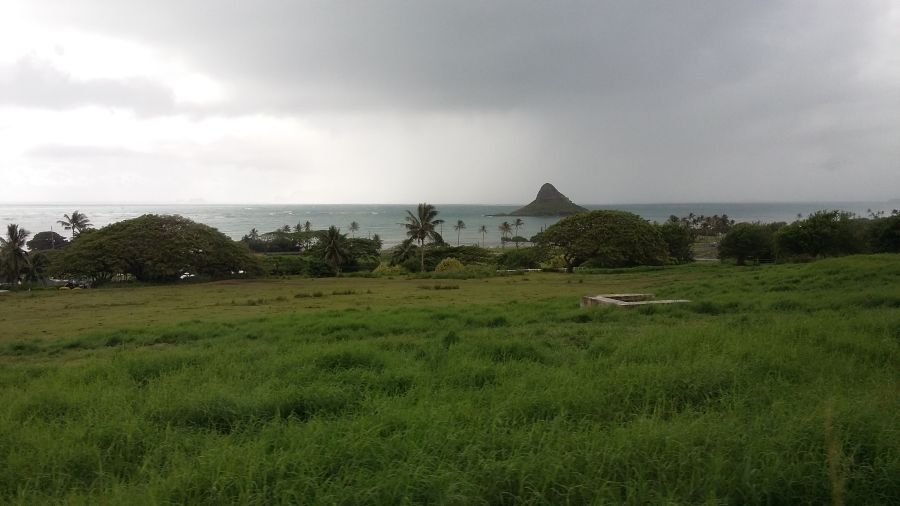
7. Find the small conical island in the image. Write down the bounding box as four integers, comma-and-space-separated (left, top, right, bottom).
507, 183, 588, 216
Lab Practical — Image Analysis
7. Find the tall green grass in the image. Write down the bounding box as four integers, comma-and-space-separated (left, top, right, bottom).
0, 255, 897, 503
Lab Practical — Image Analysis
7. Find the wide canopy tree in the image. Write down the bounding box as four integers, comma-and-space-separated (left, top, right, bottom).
26, 231, 68, 251
53, 214, 261, 283
534, 210, 669, 272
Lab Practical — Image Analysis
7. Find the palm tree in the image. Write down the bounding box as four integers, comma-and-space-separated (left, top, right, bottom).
302, 221, 314, 250
320, 226, 349, 275
478, 225, 487, 247
513, 218, 525, 248
499, 221, 512, 248
23, 252, 49, 287
404, 203, 444, 272
57, 211, 91, 239
349, 221, 360, 238
454, 219, 466, 246
247, 228, 260, 241
0, 224, 30, 283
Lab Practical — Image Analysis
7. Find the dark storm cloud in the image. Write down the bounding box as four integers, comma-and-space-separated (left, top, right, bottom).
30, 1, 776, 112
0, 57, 176, 115
16, 0, 900, 202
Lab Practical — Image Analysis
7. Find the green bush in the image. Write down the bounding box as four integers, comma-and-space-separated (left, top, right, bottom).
373, 263, 408, 276
435, 257, 465, 272
394, 244, 494, 272
496, 248, 543, 270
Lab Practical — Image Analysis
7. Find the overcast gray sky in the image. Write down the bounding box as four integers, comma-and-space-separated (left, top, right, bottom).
2, 0, 898, 204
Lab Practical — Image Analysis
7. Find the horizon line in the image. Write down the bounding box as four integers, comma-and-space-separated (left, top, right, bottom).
2, 199, 897, 207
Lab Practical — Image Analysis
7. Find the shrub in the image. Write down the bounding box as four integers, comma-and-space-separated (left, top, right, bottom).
373, 263, 408, 276
393, 244, 494, 272
435, 257, 465, 272
496, 248, 543, 270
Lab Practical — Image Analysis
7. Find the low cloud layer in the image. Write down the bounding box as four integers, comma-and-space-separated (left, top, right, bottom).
0, 58, 176, 115
2, 0, 899, 204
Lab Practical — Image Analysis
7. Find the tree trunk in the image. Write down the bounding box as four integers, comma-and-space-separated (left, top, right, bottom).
420, 240, 425, 272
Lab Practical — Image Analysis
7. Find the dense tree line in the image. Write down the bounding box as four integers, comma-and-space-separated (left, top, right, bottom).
4, 206, 897, 287
718, 210, 900, 265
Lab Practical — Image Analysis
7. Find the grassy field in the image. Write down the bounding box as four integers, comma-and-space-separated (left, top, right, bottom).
0, 256, 898, 504
692, 235, 720, 260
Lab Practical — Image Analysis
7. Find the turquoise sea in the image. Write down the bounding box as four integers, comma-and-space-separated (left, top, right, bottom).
1, 201, 896, 248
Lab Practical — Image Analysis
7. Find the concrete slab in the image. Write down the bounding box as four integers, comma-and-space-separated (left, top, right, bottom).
581, 293, 690, 307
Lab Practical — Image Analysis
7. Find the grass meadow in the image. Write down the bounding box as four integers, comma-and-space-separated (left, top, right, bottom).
0, 255, 898, 504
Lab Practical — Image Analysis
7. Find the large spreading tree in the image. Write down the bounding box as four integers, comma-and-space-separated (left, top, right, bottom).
534, 210, 669, 272
26, 231, 68, 251
53, 214, 261, 283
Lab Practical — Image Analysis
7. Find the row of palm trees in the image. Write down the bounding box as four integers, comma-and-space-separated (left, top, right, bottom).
445, 217, 528, 248
275, 220, 363, 238
401, 205, 531, 271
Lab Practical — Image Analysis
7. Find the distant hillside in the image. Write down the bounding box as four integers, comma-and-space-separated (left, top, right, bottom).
508, 183, 588, 216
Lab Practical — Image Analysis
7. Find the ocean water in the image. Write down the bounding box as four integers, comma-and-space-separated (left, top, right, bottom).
1, 201, 895, 248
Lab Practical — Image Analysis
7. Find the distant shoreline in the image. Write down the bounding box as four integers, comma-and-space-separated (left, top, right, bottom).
2, 201, 894, 248
2, 199, 897, 207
